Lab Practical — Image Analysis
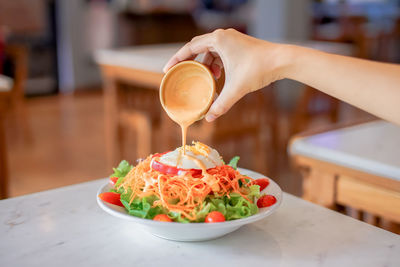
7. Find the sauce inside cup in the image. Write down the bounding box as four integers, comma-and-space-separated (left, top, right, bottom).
160, 60, 216, 160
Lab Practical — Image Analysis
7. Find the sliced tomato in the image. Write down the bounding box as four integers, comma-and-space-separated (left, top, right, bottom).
205, 211, 226, 223
151, 159, 180, 175
109, 176, 118, 185
151, 158, 202, 176
152, 151, 169, 158
253, 178, 270, 191
98, 192, 123, 207
153, 214, 173, 222
257, 195, 276, 208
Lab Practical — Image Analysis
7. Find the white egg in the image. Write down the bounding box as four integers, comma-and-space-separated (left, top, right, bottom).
158, 146, 224, 169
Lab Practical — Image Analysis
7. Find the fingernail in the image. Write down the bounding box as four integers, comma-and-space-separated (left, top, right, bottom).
205, 114, 216, 122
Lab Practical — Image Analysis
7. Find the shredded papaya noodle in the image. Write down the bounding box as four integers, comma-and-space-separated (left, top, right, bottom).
118, 156, 255, 221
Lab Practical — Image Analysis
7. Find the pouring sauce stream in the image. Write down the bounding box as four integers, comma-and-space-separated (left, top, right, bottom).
160, 61, 215, 164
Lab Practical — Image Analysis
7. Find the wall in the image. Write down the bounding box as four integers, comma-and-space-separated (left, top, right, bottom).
249, 0, 312, 109
56, 0, 115, 92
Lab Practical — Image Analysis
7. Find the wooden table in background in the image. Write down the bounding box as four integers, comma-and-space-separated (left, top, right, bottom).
290, 120, 400, 233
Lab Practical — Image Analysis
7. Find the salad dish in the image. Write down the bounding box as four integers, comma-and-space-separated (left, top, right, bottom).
97, 142, 282, 241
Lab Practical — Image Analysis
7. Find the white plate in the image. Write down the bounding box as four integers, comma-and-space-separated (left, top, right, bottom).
97, 168, 282, 242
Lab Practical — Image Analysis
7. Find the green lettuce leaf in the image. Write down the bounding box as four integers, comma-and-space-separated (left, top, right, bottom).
194, 199, 227, 222
224, 193, 258, 220
196, 192, 259, 222
248, 184, 261, 199
120, 191, 164, 219
228, 156, 240, 170
111, 160, 133, 178
238, 177, 251, 187
120, 192, 259, 222
168, 211, 190, 223
109, 160, 133, 193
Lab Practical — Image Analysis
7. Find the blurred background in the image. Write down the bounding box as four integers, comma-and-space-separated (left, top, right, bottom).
0, 0, 399, 198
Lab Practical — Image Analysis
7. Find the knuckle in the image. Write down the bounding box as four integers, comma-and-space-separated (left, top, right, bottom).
213, 29, 225, 44
213, 28, 224, 35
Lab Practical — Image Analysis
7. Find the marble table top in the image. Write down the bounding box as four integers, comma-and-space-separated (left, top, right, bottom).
1, 178, 399, 267
94, 40, 352, 73
290, 120, 400, 181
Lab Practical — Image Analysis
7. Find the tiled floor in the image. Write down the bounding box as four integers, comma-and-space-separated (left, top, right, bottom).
6, 91, 108, 197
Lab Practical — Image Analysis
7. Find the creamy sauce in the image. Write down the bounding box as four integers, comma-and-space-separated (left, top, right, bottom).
161, 62, 214, 155
183, 153, 220, 192
183, 153, 207, 172
160, 61, 216, 186
159, 148, 223, 169
163, 74, 212, 155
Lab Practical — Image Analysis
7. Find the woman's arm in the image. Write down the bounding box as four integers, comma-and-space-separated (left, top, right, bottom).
285, 45, 400, 124
164, 29, 400, 124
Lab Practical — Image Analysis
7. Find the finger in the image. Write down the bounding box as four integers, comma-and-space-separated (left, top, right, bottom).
202, 52, 214, 67
205, 83, 246, 122
163, 33, 214, 72
210, 57, 223, 79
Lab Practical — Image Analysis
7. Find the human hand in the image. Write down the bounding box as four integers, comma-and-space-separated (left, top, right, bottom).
163, 29, 289, 122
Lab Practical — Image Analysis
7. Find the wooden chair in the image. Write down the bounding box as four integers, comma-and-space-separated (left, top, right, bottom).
115, 82, 162, 161
291, 86, 340, 135
312, 14, 369, 59
0, 87, 11, 199
296, 14, 370, 136
99, 63, 164, 169
4, 44, 30, 144
189, 89, 275, 175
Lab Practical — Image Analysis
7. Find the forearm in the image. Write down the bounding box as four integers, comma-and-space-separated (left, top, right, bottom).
278, 45, 400, 124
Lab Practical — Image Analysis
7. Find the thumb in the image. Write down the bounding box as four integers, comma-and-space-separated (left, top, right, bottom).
205, 83, 246, 122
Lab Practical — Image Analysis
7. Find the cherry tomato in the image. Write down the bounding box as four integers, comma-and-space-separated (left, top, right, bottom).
253, 178, 270, 191
205, 211, 226, 223
257, 195, 277, 208
109, 176, 118, 185
151, 158, 202, 176
153, 214, 173, 222
98, 192, 123, 207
